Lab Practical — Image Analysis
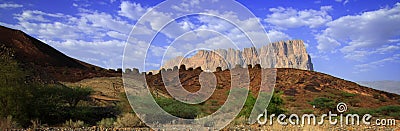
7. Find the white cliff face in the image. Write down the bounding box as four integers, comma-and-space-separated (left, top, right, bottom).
162, 40, 313, 71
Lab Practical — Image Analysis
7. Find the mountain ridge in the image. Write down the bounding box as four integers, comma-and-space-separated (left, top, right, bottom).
161, 40, 313, 72
0, 25, 120, 82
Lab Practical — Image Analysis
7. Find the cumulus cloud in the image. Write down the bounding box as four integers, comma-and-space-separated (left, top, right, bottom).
316, 3, 400, 60
0, 3, 23, 9
118, 1, 149, 21
15, 10, 64, 22
1, 1, 292, 70
264, 6, 332, 29
43, 39, 125, 68
354, 54, 400, 72
266, 30, 292, 42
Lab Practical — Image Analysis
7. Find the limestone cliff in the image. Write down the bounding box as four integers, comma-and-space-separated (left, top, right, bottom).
162, 40, 313, 71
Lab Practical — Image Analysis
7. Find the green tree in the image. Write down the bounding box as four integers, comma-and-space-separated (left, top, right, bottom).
267, 92, 285, 115
309, 97, 336, 112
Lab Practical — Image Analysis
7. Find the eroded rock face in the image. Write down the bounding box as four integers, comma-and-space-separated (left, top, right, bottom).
162, 40, 313, 71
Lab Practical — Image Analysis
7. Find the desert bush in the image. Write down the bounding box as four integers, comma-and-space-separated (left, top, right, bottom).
286, 96, 296, 102
30, 119, 42, 129
116, 93, 133, 113
346, 98, 361, 106
156, 97, 200, 119
341, 92, 356, 97
225, 117, 247, 130
0, 116, 18, 130
347, 106, 400, 119
309, 97, 336, 112
238, 91, 257, 118
267, 92, 285, 115
378, 105, 400, 119
63, 119, 86, 128
373, 93, 387, 102
347, 108, 377, 116
113, 113, 144, 128
210, 100, 219, 106
0, 57, 97, 127
97, 118, 115, 128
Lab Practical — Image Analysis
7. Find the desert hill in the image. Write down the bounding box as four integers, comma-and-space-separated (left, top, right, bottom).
139, 66, 400, 114
68, 65, 400, 115
0, 26, 120, 82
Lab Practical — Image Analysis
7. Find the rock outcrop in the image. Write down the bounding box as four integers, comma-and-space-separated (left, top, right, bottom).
162, 40, 313, 71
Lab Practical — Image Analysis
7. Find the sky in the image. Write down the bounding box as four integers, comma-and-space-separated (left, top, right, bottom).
0, 0, 399, 82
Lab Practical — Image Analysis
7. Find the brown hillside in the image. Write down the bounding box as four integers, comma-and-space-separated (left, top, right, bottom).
0, 25, 120, 82
67, 66, 400, 115
139, 67, 400, 114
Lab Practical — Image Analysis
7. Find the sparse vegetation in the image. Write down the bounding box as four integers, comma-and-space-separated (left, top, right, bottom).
341, 92, 356, 97
63, 119, 86, 128
347, 105, 400, 119
113, 113, 144, 128
0, 116, 18, 130
267, 92, 285, 115
0, 57, 113, 127
156, 97, 200, 119
96, 118, 115, 128
373, 93, 387, 102
309, 97, 336, 112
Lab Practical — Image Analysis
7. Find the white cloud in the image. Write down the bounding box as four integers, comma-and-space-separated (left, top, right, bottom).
316, 3, 400, 60
309, 53, 330, 60
118, 1, 149, 21
15, 10, 64, 22
44, 39, 125, 68
354, 54, 400, 72
107, 31, 128, 40
266, 30, 292, 42
3, 8, 139, 69
315, 33, 341, 51
264, 6, 332, 29
0, 3, 23, 9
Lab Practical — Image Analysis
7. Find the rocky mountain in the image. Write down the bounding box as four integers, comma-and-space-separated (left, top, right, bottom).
161, 40, 313, 72
0, 25, 119, 82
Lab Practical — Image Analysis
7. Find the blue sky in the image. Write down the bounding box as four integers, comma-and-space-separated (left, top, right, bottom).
0, 0, 399, 82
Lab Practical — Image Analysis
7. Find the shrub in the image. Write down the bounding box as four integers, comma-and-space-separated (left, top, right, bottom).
373, 93, 387, 102
63, 119, 86, 128
309, 97, 336, 112
156, 97, 200, 119
341, 92, 356, 97
210, 100, 219, 106
267, 92, 285, 115
286, 96, 296, 102
97, 118, 115, 128
378, 105, 400, 118
113, 113, 144, 128
0, 116, 18, 130
238, 91, 257, 118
